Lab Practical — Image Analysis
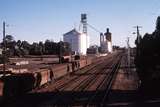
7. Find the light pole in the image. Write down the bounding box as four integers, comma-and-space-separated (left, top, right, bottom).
126, 37, 130, 72
59, 41, 62, 64
70, 39, 72, 62
2, 21, 6, 75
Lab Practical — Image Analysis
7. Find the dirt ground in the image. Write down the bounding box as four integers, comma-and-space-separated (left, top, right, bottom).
112, 68, 139, 90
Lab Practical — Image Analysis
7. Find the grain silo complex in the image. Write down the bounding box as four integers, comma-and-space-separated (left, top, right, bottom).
63, 29, 87, 55
100, 28, 113, 53
100, 33, 108, 53
104, 28, 113, 53
63, 14, 89, 55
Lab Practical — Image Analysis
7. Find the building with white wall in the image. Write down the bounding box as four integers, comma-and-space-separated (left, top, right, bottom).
100, 28, 113, 53
100, 33, 108, 53
104, 28, 113, 53
63, 29, 87, 55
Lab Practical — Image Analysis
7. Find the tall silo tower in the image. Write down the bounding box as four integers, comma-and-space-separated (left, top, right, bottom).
100, 33, 108, 53
104, 28, 113, 53
81, 14, 90, 48
81, 14, 87, 34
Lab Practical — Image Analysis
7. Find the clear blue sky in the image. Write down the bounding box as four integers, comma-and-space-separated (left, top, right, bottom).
0, 0, 160, 47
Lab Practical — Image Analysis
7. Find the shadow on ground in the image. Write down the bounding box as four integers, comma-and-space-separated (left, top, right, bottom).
1, 89, 160, 107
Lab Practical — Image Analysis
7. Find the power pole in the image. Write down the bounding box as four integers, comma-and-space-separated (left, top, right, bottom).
3, 21, 6, 75
70, 39, 72, 62
127, 37, 130, 72
81, 14, 87, 34
59, 41, 62, 64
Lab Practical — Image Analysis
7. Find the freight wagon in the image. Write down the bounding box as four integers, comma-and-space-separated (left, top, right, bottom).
0, 55, 105, 103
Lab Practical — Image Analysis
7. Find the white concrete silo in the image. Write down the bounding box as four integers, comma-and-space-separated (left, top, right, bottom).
104, 28, 113, 53
80, 33, 87, 55
63, 29, 87, 55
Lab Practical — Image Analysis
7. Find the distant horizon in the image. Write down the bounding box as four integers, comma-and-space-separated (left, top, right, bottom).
0, 0, 160, 47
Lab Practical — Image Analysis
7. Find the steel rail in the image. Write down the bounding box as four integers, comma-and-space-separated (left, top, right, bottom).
85, 54, 122, 107
58, 56, 114, 91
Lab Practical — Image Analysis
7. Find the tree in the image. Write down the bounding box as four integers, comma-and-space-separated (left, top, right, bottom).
5, 35, 14, 43
3, 35, 16, 57
135, 16, 160, 86
39, 41, 45, 54
156, 16, 160, 31
44, 39, 57, 55
16, 40, 22, 47
19, 41, 31, 56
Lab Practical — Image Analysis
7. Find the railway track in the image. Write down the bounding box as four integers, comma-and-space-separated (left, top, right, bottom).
70, 59, 115, 91
58, 56, 114, 91
37, 53, 123, 106
39, 53, 123, 107
85, 54, 122, 106
33, 54, 115, 93
3, 52, 123, 107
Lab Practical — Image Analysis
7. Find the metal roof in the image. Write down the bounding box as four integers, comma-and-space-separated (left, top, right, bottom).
63, 29, 81, 36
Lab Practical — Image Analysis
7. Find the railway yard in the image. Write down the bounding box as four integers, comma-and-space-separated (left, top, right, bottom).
2, 1, 160, 106
0, 50, 141, 107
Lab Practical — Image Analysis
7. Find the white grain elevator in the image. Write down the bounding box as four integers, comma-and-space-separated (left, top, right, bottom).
100, 28, 113, 53
63, 14, 89, 55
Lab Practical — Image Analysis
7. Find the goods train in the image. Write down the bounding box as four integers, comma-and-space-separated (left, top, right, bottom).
0, 57, 93, 102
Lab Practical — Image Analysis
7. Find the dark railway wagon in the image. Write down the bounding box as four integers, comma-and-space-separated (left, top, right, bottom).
0, 55, 105, 103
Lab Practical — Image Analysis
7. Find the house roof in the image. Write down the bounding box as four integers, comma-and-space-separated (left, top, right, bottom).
63, 29, 81, 36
